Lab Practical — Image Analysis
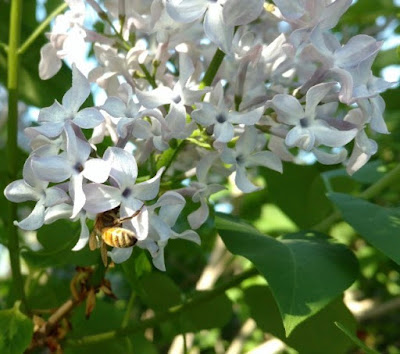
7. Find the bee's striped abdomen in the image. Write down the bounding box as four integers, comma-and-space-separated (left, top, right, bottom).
102, 227, 138, 248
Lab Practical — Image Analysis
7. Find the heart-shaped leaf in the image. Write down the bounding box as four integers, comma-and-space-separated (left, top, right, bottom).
329, 192, 400, 264
216, 214, 358, 335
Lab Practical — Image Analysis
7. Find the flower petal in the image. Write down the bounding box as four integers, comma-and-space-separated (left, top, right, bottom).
4, 180, 41, 203
73, 107, 104, 129
235, 165, 259, 193
72, 215, 90, 251
131, 167, 165, 201
136, 86, 174, 108
83, 183, 121, 214
104, 147, 138, 188
62, 64, 91, 114
188, 198, 209, 230
15, 200, 46, 230
109, 247, 133, 263
31, 155, 72, 183
229, 106, 264, 125
214, 121, 234, 143
83, 158, 111, 183
70, 173, 86, 219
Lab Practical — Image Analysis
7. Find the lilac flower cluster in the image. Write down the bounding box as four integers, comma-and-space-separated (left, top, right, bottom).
4, 0, 393, 270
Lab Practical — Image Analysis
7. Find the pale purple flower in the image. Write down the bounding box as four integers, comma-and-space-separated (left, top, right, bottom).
267, 82, 358, 151
31, 124, 111, 218
4, 157, 69, 230
192, 82, 264, 143
83, 147, 165, 238
221, 126, 283, 193
166, 0, 263, 53
34, 65, 104, 138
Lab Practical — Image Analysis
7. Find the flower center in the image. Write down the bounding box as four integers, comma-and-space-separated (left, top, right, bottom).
122, 187, 132, 198
216, 113, 226, 124
235, 154, 244, 165
300, 118, 309, 128
73, 162, 84, 173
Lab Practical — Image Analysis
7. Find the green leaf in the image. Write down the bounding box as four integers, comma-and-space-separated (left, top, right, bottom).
335, 322, 379, 354
180, 291, 233, 333
139, 272, 182, 312
66, 300, 132, 354
262, 163, 333, 228
216, 214, 358, 335
0, 302, 33, 354
22, 220, 99, 268
245, 285, 357, 354
329, 193, 400, 265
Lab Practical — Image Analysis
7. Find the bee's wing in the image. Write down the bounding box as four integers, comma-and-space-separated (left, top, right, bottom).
89, 230, 99, 251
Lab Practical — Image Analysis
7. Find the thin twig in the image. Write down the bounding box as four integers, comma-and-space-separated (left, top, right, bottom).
65, 268, 259, 347
18, 2, 68, 55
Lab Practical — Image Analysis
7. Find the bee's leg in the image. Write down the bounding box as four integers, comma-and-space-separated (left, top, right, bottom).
114, 208, 142, 224
89, 231, 99, 251
100, 241, 108, 267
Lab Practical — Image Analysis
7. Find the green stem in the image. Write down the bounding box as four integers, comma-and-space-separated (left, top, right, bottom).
7, 0, 28, 312
200, 48, 225, 89
18, 2, 68, 55
121, 292, 136, 328
65, 268, 258, 346
139, 63, 157, 89
313, 163, 400, 232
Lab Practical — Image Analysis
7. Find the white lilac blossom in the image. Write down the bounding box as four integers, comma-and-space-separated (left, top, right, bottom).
34, 65, 104, 138
83, 147, 164, 238
267, 82, 358, 152
221, 127, 283, 193
39, 0, 87, 79
31, 124, 111, 218
4, 0, 394, 270
192, 82, 264, 143
4, 157, 69, 230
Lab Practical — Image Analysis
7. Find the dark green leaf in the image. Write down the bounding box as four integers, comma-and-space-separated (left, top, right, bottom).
139, 272, 182, 312
329, 193, 400, 265
66, 300, 131, 354
245, 285, 356, 354
0, 302, 33, 354
180, 291, 233, 333
262, 163, 333, 228
216, 214, 358, 335
335, 322, 379, 354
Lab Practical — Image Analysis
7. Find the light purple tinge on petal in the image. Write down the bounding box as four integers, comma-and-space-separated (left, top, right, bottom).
188, 198, 209, 229
132, 167, 165, 201
235, 165, 259, 193
4, 180, 41, 203
62, 64, 91, 114
31, 155, 72, 183
15, 200, 46, 230
214, 122, 234, 143
83, 183, 121, 214
109, 247, 133, 263
72, 215, 90, 251
104, 147, 138, 188
73, 107, 104, 129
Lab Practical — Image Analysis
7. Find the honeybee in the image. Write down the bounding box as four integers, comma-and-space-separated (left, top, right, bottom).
89, 207, 141, 266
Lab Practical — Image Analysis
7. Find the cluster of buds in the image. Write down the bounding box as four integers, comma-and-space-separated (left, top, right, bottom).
5, 0, 393, 270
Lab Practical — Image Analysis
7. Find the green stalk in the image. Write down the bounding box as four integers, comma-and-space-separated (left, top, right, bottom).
139, 63, 157, 89
65, 267, 259, 346
18, 2, 68, 55
7, 0, 28, 312
313, 163, 400, 232
200, 48, 225, 89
